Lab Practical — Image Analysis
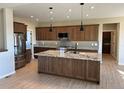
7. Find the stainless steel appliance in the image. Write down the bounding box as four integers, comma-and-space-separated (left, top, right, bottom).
14, 33, 26, 69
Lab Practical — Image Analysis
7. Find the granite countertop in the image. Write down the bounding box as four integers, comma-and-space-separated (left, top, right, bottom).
35, 50, 101, 61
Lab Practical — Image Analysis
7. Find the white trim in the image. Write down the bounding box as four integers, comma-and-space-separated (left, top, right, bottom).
103, 30, 116, 32
118, 63, 124, 65
0, 71, 16, 79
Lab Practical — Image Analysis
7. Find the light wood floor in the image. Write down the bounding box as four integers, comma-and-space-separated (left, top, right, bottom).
0, 54, 124, 89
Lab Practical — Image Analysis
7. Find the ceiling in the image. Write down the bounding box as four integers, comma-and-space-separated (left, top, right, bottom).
0, 3, 27, 9
1, 3, 124, 22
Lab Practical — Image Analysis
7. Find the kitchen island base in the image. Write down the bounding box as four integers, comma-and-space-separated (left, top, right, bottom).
38, 56, 100, 84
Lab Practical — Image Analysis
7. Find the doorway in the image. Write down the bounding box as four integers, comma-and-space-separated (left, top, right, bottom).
102, 32, 111, 54
26, 31, 32, 49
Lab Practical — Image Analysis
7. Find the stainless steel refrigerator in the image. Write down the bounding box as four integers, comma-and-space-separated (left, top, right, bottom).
14, 33, 26, 69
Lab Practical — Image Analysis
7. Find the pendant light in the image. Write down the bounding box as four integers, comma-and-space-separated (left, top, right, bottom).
49, 7, 53, 32
80, 3, 84, 31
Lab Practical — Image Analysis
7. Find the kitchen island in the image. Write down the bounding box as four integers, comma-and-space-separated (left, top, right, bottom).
35, 50, 101, 84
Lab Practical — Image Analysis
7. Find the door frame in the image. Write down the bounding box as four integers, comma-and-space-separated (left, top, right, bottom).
102, 32, 111, 54
27, 30, 33, 58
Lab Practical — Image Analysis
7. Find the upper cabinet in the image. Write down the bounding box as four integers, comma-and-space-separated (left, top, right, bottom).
36, 27, 57, 40
14, 22, 27, 33
84, 25, 98, 41
36, 25, 98, 41
14, 22, 27, 40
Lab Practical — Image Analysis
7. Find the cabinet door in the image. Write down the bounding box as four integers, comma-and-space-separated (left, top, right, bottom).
46, 27, 57, 40
72, 59, 86, 79
55, 27, 59, 40
14, 22, 26, 33
36, 28, 44, 40
79, 26, 85, 41
62, 58, 73, 77
66, 26, 73, 40
84, 25, 98, 41
47, 57, 55, 74
40, 28, 44, 40
90, 25, 98, 41
52, 57, 63, 75
26, 49, 31, 63
84, 25, 91, 41
86, 60, 100, 83
38, 56, 46, 72
42, 27, 49, 40
73, 26, 80, 41
51, 27, 57, 40
36, 28, 40, 40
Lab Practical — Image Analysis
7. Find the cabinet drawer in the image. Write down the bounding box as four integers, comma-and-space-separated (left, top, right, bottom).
15, 55, 25, 61
15, 59, 26, 69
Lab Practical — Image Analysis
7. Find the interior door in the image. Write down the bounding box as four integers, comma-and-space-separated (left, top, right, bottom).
102, 32, 111, 54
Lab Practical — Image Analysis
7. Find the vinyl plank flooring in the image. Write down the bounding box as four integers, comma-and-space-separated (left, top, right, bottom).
0, 55, 124, 89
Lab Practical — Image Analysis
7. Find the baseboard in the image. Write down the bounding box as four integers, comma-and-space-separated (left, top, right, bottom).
118, 63, 124, 65
0, 71, 16, 79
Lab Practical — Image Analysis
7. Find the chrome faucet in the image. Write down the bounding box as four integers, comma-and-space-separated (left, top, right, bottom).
74, 42, 78, 54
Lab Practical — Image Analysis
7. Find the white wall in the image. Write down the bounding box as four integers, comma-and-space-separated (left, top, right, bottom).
0, 9, 4, 49
38, 17, 124, 65
13, 17, 38, 58
0, 8, 15, 79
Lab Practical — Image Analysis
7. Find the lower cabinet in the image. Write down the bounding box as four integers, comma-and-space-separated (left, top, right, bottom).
72, 59, 86, 79
86, 60, 100, 83
26, 49, 32, 63
38, 56, 100, 83
15, 54, 26, 70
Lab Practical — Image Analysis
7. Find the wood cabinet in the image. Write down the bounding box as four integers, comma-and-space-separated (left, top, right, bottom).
72, 59, 86, 79
84, 25, 98, 41
36, 25, 98, 41
26, 49, 32, 63
14, 22, 27, 33
15, 54, 26, 70
84, 26, 91, 41
90, 25, 98, 41
36, 27, 57, 40
38, 56, 100, 84
62, 58, 73, 77
86, 60, 100, 83
14, 22, 27, 40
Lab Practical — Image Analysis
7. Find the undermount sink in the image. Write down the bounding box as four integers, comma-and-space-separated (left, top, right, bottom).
65, 51, 79, 54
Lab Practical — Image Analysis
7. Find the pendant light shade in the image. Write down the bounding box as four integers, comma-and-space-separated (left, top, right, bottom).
49, 24, 53, 32
49, 7, 53, 32
80, 3, 84, 31
80, 21, 84, 31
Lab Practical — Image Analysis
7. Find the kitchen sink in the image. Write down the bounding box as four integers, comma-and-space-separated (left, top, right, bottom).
65, 51, 79, 54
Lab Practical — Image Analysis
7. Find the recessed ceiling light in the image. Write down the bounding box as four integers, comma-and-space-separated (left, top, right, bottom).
30, 16, 34, 18
50, 11, 53, 14
86, 14, 89, 17
69, 9, 72, 12
36, 18, 39, 21
67, 16, 70, 18
91, 6, 94, 9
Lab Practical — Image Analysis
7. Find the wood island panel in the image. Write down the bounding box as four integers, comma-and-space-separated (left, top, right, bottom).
72, 59, 86, 79
38, 56, 100, 84
86, 60, 100, 83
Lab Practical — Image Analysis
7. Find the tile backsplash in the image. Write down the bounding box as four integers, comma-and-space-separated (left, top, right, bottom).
34, 40, 98, 50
